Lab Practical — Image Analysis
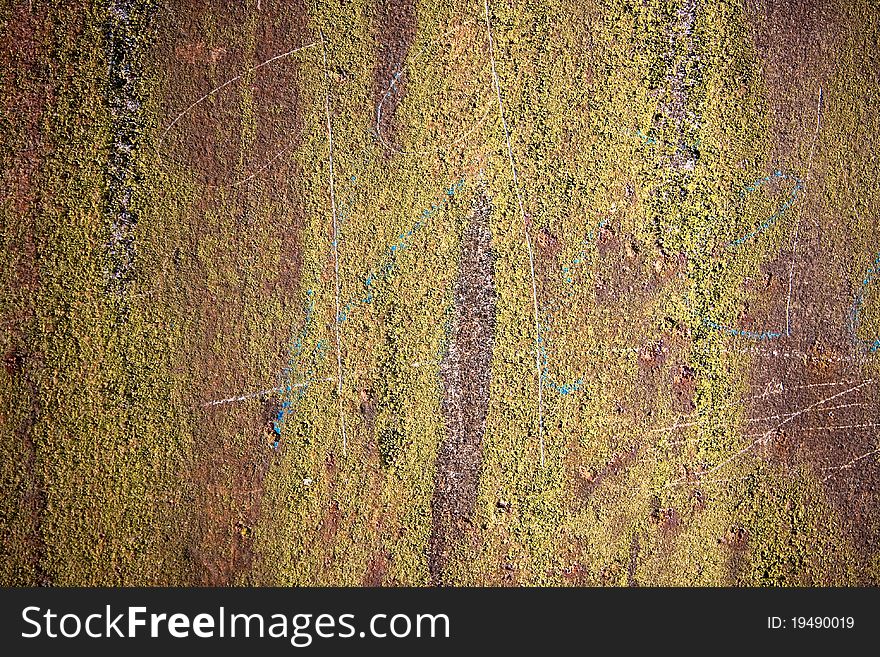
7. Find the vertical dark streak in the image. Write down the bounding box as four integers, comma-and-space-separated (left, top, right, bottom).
429, 194, 495, 584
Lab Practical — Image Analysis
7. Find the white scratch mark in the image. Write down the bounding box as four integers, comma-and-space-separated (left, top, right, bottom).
666, 379, 875, 487
204, 379, 334, 408
822, 447, 880, 482
650, 379, 862, 435
374, 20, 494, 157
484, 0, 544, 467
160, 41, 319, 144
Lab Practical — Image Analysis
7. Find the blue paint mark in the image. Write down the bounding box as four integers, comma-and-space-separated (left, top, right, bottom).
548, 218, 609, 304
703, 319, 783, 341
270, 178, 468, 448
637, 129, 657, 145
337, 177, 466, 322
272, 290, 321, 438
851, 250, 880, 352
538, 323, 586, 396
729, 170, 803, 247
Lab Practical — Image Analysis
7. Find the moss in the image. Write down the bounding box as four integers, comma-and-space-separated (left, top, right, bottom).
2, 0, 879, 586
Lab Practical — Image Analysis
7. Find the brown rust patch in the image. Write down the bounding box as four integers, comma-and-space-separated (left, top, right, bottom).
159, 0, 310, 187
741, 0, 879, 583
535, 226, 561, 259
651, 506, 682, 538
627, 534, 640, 586
748, 0, 842, 162
153, 0, 312, 586
262, 159, 305, 308
671, 364, 697, 413
358, 385, 378, 435
744, 362, 880, 581
596, 0, 876, 585
575, 447, 638, 500
4, 346, 49, 586
362, 547, 390, 587
637, 338, 669, 373
371, 0, 416, 152
593, 227, 661, 308
187, 404, 275, 585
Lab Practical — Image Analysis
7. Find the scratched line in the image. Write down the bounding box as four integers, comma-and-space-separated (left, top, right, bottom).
375, 20, 494, 157
159, 41, 319, 144
664, 379, 876, 488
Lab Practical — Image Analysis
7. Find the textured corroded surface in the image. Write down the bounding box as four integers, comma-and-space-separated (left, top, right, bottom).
1, 0, 879, 586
